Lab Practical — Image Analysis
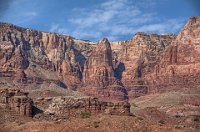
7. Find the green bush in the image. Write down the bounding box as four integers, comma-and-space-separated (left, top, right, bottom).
174, 125, 185, 129
80, 111, 91, 118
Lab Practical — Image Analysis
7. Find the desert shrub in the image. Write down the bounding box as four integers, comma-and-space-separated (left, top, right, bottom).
158, 120, 165, 125
174, 125, 185, 129
16, 120, 25, 125
131, 103, 138, 107
137, 117, 143, 120
80, 111, 91, 118
93, 121, 100, 128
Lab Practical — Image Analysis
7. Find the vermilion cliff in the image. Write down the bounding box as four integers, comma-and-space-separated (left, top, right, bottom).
145, 16, 200, 93
0, 16, 199, 101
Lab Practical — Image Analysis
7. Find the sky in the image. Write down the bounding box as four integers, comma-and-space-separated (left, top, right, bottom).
0, 0, 199, 42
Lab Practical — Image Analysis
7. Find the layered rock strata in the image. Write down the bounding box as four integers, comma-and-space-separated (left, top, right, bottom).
0, 89, 33, 116
82, 38, 128, 101
0, 23, 96, 90
0, 16, 199, 100
145, 16, 200, 92
110, 33, 176, 98
40, 96, 131, 116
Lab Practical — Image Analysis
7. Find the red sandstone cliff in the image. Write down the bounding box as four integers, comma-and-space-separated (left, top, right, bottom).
0, 16, 199, 100
83, 38, 114, 87
145, 16, 200, 93
81, 38, 128, 101
110, 32, 176, 98
0, 23, 95, 89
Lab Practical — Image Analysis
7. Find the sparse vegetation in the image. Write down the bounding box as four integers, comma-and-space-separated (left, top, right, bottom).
158, 120, 165, 125
80, 111, 91, 118
93, 121, 100, 128
137, 117, 143, 120
174, 125, 185, 129
131, 103, 138, 107
16, 120, 25, 125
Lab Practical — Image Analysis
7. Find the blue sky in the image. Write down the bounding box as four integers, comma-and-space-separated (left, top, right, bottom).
0, 0, 199, 41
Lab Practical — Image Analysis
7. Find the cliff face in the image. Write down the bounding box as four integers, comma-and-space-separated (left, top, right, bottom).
83, 38, 114, 87
145, 16, 200, 93
110, 33, 176, 98
164, 17, 200, 64
82, 38, 128, 101
0, 16, 199, 101
0, 23, 95, 90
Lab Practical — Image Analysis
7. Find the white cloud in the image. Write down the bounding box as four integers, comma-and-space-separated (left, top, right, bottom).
68, 0, 186, 41
50, 24, 68, 34
0, 0, 38, 26
72, 31, 102, 40
137, 19, 186, 34
23, 12, 37, 17
69, 0, 140, 27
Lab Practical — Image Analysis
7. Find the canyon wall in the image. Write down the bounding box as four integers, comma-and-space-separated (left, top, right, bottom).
110, 33, 176, 98
145, 16, 200, 93
0, 23, 95, 90
0, 16, 199, 100
81, 38, 128, 101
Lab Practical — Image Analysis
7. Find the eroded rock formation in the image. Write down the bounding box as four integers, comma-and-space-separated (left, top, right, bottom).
145, 16, 200, 92
0, 23, 94, 90
110, 32, 176, 98
40, 96, 131, 116
83, 38, 114, 87
82, 38, 128, 101
0, 89, 33, 116
0, 16, 199, 100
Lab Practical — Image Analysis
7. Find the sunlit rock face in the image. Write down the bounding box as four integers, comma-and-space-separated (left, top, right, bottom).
0, 22, 176, 100
83, 38, 115, 87
145, 16, 200, 93
0, 23, 95, 90
82, 38, 128, 101
110, 32, 176, 98
0, 16, 199, 100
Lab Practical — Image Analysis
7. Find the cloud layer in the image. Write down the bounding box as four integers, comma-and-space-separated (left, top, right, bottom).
67, 0, 186, 41
0, 0, 38, 26
1, 0, 193, 42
